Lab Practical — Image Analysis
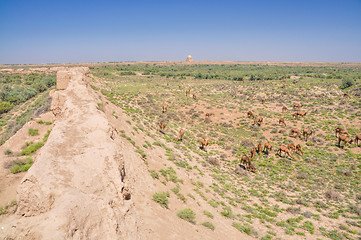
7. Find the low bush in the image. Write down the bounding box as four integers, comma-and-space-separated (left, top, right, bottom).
177, 208, 196, 224
153, 191, 170, 208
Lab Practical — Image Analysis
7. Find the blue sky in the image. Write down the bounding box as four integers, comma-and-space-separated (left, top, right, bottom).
1, 0, 361, 64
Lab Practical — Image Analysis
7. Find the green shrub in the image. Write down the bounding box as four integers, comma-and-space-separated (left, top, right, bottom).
10, 158, 33, 174
177, 208, 196, 224
153, 191, 170, 208
232, 222, 251, 235
148, 169, 159, 179
302, 220, 315, 234
202, 222, 215, 230
21, 142, 44, 155
340, 78, 354, 89
28, 128, 39, 136
203, 210, 214, 219
43, 129, 52, 142
0, 101, 13, 114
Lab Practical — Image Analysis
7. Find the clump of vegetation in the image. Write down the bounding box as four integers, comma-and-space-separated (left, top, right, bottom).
202, 221, 215, 230
152, 191, 170, 208
21, 142, 44, 155
28, 128, 39, 136
0, 200, 17, 215
148, 169, 159, 179
177, 208, 196, 224
203, 210, 214, 219
232, 222, 251, 235
340, 78, 354, 89
10, 158, 33, 174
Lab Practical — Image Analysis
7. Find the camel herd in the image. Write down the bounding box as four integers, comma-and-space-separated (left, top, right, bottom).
155, 83, 360, 175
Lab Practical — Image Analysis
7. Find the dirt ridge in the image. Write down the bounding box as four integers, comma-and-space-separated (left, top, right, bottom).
0, 67, 148, 239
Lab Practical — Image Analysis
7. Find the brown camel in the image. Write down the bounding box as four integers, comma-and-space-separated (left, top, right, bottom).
282, 106, 288, 112
291, 128, 301, 138
193, 94, 197, 100
279, 118, 286, 127
240, 155, 251, 167
261, 97, 267, 104
293, 110, 307, 119
247, 111, 255, 119
335, 127, 348, 137
250, 148, 256, 160
303, 128, 313, 141
287, 144, 296, 153
264, 141, 273, 154
296, 144, 303, 155
338, 135, 353, 148
257, 143, 263, 153
175, 129, 185, 142
257, 117, 264, 126
205, 113, 213, 118
277, 145, 294, 159
159, 122, 167, 132
200, 137, 209, 152
185, 89, 190, 96
293, 103, 303, 110
178, 85, 182, 89
162, 105, 167, 113
248, 162, 256, 173
355, 133, 361, 146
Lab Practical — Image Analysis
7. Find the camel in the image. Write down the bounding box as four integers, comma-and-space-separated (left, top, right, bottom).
264, 141, 272, 154
279, 118, 286, 127
186, 89, 190, 96
293, 110, 307, 119
296, 144, 303, 155
291, 128, 301, 138
303, 128, 313, 141
287, 144, 296, 153
335, 127, 348, 137
257, 117, 264, 126
240, 155, 251, 167
250, 148, 256, 160
162, 105, 167, 113
277, 145, 294, 159
247, 111, 255, 119
193, 94, 197, 100
248, 162, 256, 173
293, 103, 303, 110
179, 85, 182, 89
338, 135, 353, 148
282, 106, 288, 112
355, 133, 361, 146
261, 97, 266, 104
159, 122, 167, 132
205, 113, 213, 118
200, 137, 209, 152
175, 129, 185, 142
257, 143, 263, 153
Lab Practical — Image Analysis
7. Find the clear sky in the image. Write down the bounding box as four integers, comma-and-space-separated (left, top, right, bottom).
1, 0, 361, 64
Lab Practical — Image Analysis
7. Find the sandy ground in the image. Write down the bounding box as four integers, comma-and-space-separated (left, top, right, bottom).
0, 67, 253, 239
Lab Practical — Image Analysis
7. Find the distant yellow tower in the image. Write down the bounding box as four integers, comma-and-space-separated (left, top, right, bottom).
186, 55, 194, 62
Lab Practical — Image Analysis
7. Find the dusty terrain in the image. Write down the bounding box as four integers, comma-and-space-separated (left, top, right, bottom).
0, 62, 360, 240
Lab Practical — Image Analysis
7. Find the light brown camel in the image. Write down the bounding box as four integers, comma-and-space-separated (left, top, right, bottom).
279, 118, 286, 127
287, 144, 296, 153
264, 141, 273, 154
303, 128, 313, 141
162, 105, 167, 113
257, 143, 263, 153
240, 155, 251, 167
293, 103, 303, 110
338, 135, 353, 148
261, 97, 267, 104
248, 162, 256, 173
335, 127, 348, 137
175, 129, 185, 142
250, 148, 256, 160
282, 106, 288, 112
291, 128, 301, 138
193, 94, 197, 100
159, 122, 167, 132
200, 137, 209, 152
247, 111, 255, 119
277, 145, 294, 159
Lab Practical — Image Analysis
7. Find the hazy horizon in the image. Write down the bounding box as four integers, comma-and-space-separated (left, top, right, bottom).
1, 0, 361, 64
